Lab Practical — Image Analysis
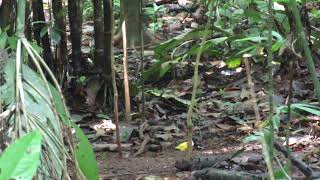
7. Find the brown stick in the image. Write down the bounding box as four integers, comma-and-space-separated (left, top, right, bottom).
122, 21, 131, 122
111, 1, 122, 156
243, 56, 261, 127
133, 135, 151, 157
274, 142, 320, 179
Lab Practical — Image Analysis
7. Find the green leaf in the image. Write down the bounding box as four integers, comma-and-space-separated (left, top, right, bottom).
0, 131, 42, 180
0, 31, 8, 49
273, 0, 289, 3
160, 61, 172, 77
40, 26, 48, 38
154, 27, 210, 58
274, 165, 289, 180
243, 132, 262, 143
50, 28, 61, 46
30, 41, 43, 54
292, 104, 320, 116
226, 57, 242, 69
50, 86, 99, 180
234, 36, 267, 43
262, 128, 274, 179
8, 36, 17, 50
74, 123, 99, 180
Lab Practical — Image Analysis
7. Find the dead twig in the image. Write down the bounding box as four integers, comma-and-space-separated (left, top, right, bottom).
133, 135, 151, 157
274, 142, 320, 179
0, 105, 16, 121
243, 55, 261, 127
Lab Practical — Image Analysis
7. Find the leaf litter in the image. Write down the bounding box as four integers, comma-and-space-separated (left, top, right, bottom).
64, 1, 320, 179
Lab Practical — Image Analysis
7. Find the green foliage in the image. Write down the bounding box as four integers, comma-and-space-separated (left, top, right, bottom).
226, 57, 241, 69
0, 131, 42, 180
144, 3, 167, 33
51, 80, 99, 180
75, 123, 100, 180
83, 0, 94, 20
0, 59, 66, 178
147, 88, 191, 106
77, 75, 87, 85
144, 1, 292, 81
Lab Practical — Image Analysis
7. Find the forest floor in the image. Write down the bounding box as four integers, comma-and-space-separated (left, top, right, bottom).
68, 2, 320, 179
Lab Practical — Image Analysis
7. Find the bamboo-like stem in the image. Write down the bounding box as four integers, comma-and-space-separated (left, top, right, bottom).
15, 40, 22, 138
139, 0, 145, 122
244, 56, 274, 180
243, 57, 261, 125
16, 0, 26, 36
122, 21, 132, 122
266, 0, 275, 178
186, 0, 214, 158
111, 0, 122, 157
15, 0, 26, 139
286, 61, 294, 177
289, 0, 320, 101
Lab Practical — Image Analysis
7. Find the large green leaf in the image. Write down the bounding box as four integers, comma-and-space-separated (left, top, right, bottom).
50, 85, 99, 180
154, 27, 215, 59
0, 131, 42, 180
74, 123, 99, 180
0, 60, 65, 178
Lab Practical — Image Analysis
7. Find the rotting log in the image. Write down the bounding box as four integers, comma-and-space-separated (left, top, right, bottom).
193, 168, 263, 180
175, 155, 230, 171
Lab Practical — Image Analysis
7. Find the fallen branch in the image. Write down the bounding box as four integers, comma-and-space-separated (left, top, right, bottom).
93, 143, 132, 152
193, 168, 263, 180
175, 155, 230, 171
274, 142, 320, 179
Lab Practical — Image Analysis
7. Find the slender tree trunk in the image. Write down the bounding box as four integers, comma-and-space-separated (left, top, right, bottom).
25, 1, 32, 40
32, 0, 54, 70
52, 0, 68, 81
122, 21, 131, 122
0, 0, 16, 35
92, 0, 105, 73
120, 0, 151, 48
289, 0, 320, 101
68, 0, 83, 73
103, 0, 112, 76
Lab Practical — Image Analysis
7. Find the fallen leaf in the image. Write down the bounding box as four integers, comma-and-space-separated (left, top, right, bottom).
92, 120, 116, 132
215, 123, 234, 131
178, 0, 187, 5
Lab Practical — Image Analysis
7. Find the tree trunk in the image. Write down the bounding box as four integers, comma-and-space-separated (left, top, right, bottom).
103, 0, 112, 77
32, 0, 54, 70
25, 1, 32, 40
68, 0, 83, 73
0, 1, 16, 35
92, 0, 105, 73
52, 0, 68, 80
120, 0, 151, 48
